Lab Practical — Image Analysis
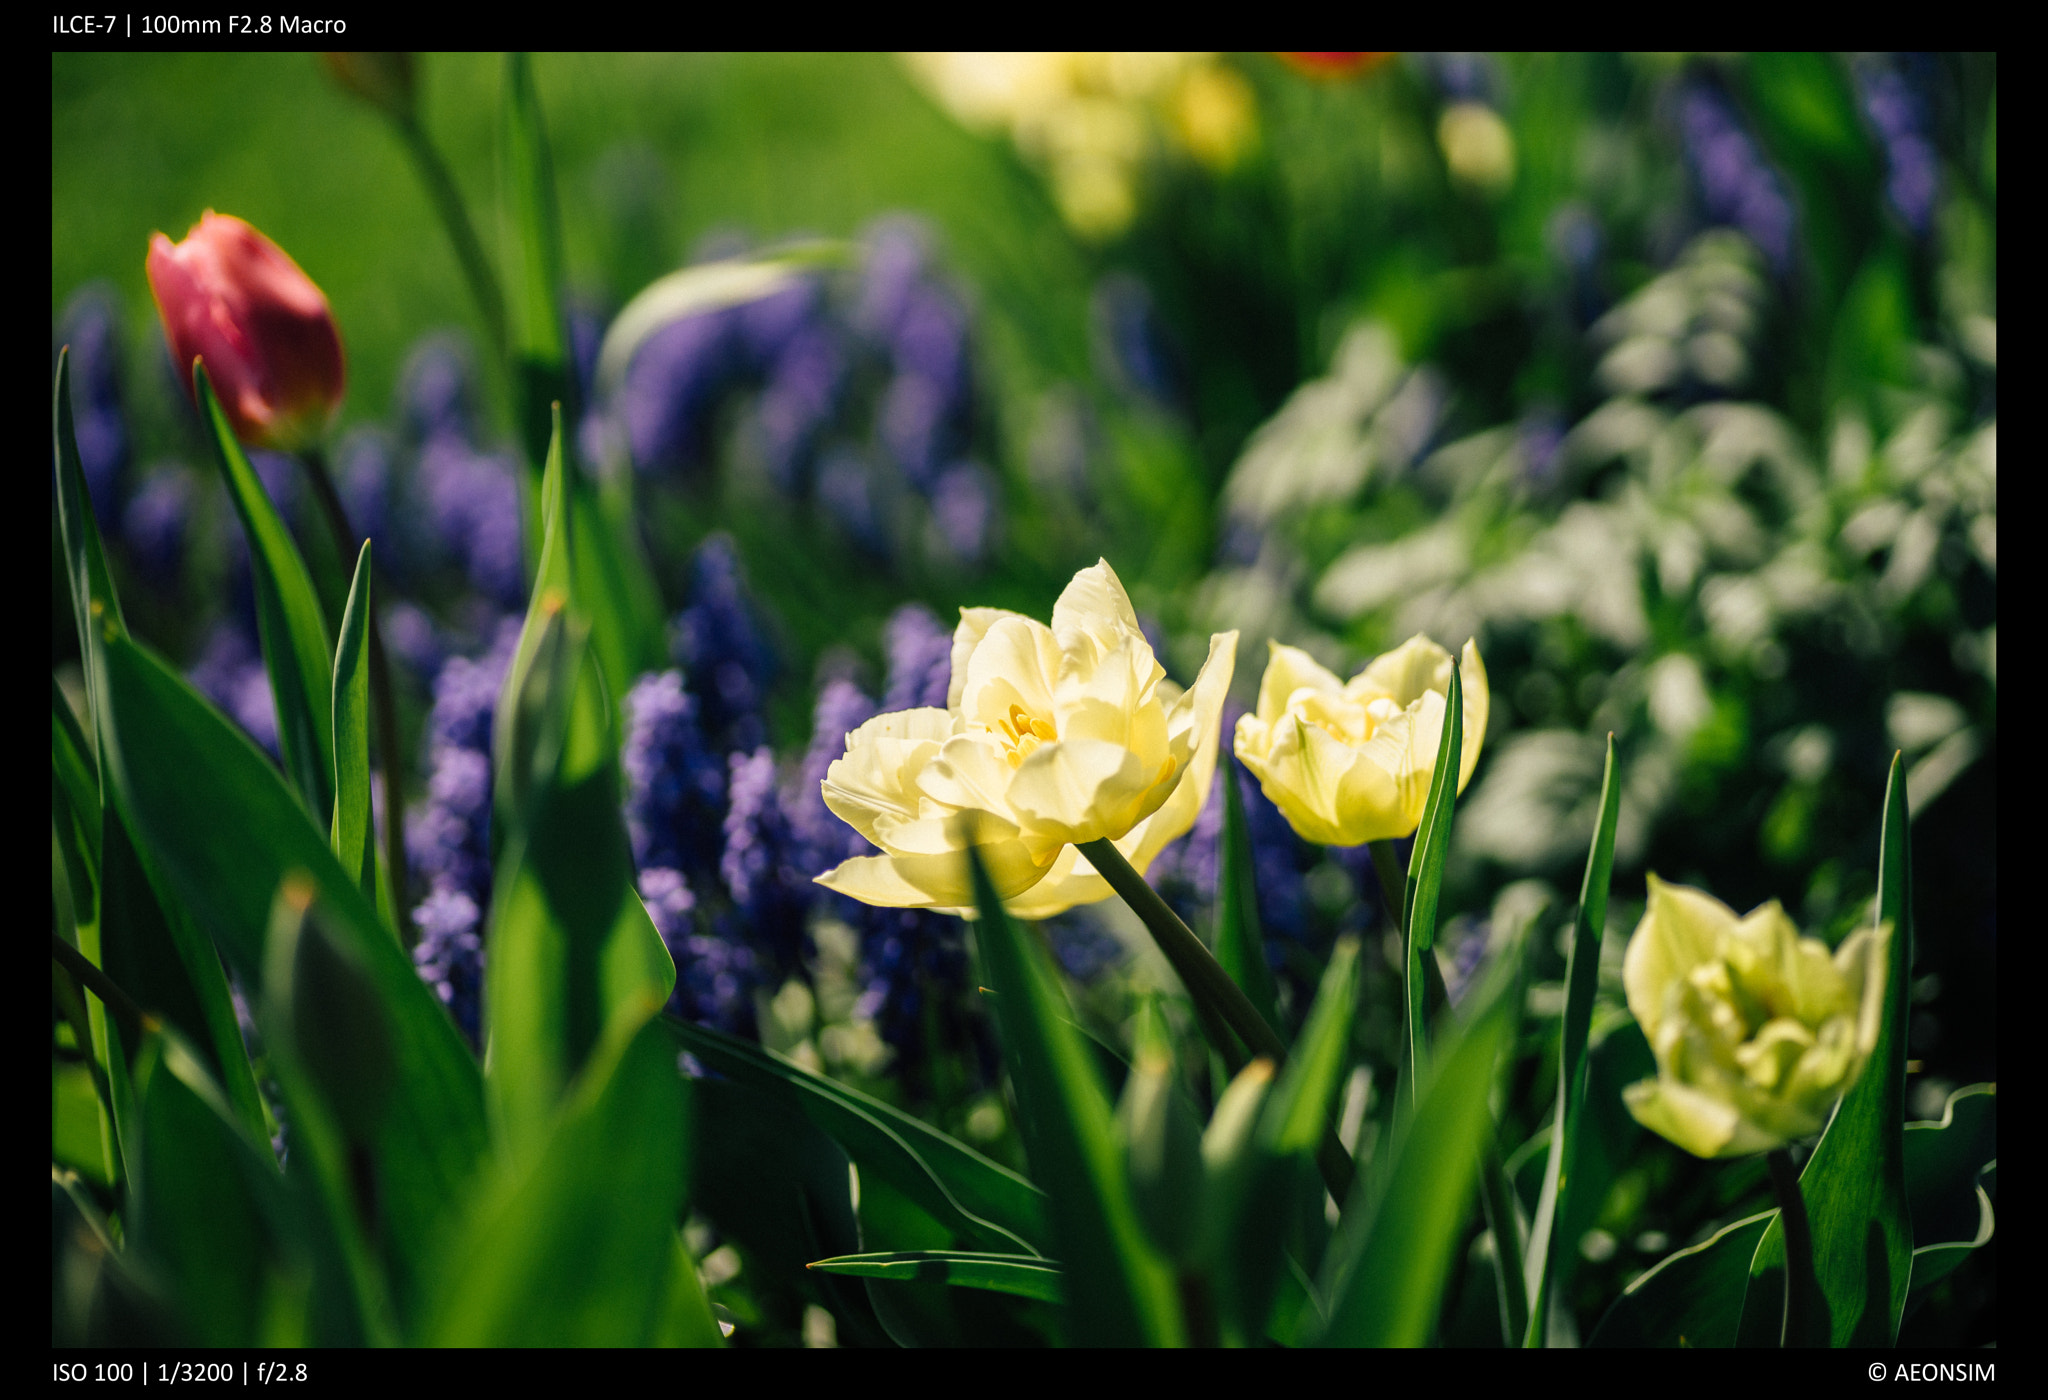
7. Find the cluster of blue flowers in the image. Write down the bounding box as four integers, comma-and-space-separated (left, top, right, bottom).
1673, 77, 1798, 274
404, 619, 521, 1045
611, 219, 998, 568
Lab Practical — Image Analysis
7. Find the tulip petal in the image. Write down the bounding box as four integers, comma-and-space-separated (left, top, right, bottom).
1124, 629, 1238, 871
1623, 1077, 1764, 1159
1256, 641, 1344, 726
1349, 633, 1455, 710
1007, 737, 1152, 845
1050, 558, 1144, 650
959, 615, 1061, 733
1624, 875, 1738, 1042
1001, 844, 1113, 919
949, 607, 1024, 711
1456, 639, 1489, 794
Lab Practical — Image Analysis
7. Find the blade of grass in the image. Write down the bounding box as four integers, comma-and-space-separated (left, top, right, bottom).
808, 1251, 1064, 1305
969, 845, 1180, 1345
1523, 732, 1622, 1345
1737, 751, 1916, 1346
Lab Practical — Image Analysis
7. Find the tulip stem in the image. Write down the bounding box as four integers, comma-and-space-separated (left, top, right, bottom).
1367, 839, 1408, 935
299, 448, 412, 938
1078, 837, 1356, 1208
393, 115, 510, 373
1766, 1147, 1825, 1347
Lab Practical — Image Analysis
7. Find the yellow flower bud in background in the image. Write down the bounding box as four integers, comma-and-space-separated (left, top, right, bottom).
1233, 634, 1488, 846
1622, 875, 1890, 1159
817, 560, 1236, 916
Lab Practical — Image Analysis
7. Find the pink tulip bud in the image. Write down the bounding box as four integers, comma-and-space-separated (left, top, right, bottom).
146, 211, 346, 452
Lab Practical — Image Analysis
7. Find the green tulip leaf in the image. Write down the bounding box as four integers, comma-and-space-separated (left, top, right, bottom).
422, 1004, 705, 1345
503, 51, 571, 476
94, 631, 488, 1333
57, 354, 268, 1148
484, 420, 675, 1163
808, 1251, 1065, 1305
1524, 732, 1622, 1345
194, 362, 336, 829
1401, 662, 1464, 1093
969, 845, 1181, 1345
667, 1016, 1046, 1257
1738, 751, 1916, 1347
329, 543, 376, 906
1587, 1210, 1778, 1347
1317, 947, 1514, 1347
1214, 752, 1280, 1035
129, 1026, 302, 1347
1903, 1083, 1997, 1295
686, 1073, 887, 1343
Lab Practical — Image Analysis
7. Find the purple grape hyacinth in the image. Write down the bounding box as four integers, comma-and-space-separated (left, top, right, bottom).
405, 620, 521, 1045
622, 669, 728, 883
672, 535, 777, 752
1675, 79, 1798, 274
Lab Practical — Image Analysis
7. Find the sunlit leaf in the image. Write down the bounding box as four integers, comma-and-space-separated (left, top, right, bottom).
1524, 733, 1621, 1345
809, 1251, 1064, 1304
194, 362, 335, 828
1738, 751, 1915, 1346
969, 846, 1180, 1345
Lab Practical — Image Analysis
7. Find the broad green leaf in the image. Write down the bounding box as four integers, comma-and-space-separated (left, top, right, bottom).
52, 1060, 113, 1190
1739, 752, 1916, 1347
484, 424, 674, 1161
1197, 1057, 1292, 1346
667, 1016, 1047, 1256
969, 846, 1181, 1346
687, 1073, 885, 1343
95, 634, 488, 1332
1318, 948, 1512, 1347
1262, 936, 1361, 1159
1213, 753, 1280, 1035
1903, 1083, 1997, 1294
54, 369, 270, 1148
52, 350, 123, 731
423, 1003, 701, 1345
194, 363, 336, 829
1118, 1001, 1205, 1264
1587, 1210, 1777, 1347
329, 543, 376, 906
809, 1251, 1065, 1304
129, 1026, 297, 1347
1524, 732, 1622, 1345
652, 1232, 727, 1348
53, 677, 100, 904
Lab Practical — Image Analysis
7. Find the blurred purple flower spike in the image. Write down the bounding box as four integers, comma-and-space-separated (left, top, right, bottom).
122, 466, 196, 585
1676, 79, 1797, 274
622, 308, 740, 477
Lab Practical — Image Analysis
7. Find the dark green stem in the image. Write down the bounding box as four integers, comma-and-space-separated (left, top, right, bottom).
394, 116, 510, 370
53, 933, 152, 1040
1767, 1148, 1824, 1347
300, 448, 412, 938
1078, 837, 1355, 1208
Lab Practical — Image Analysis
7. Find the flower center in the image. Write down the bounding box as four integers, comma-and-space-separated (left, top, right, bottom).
996, 703, 1058, 768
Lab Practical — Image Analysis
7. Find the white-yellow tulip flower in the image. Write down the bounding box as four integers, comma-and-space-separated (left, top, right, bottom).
816, 560, 1237, 916
1232, 635, 1488, 846
1622, 875, 1890, 1159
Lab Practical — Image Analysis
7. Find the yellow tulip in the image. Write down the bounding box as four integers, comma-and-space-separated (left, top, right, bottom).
817, 560, 1237, 915
1232, 635, 1488, 846
1622, 875, 1890, 1159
